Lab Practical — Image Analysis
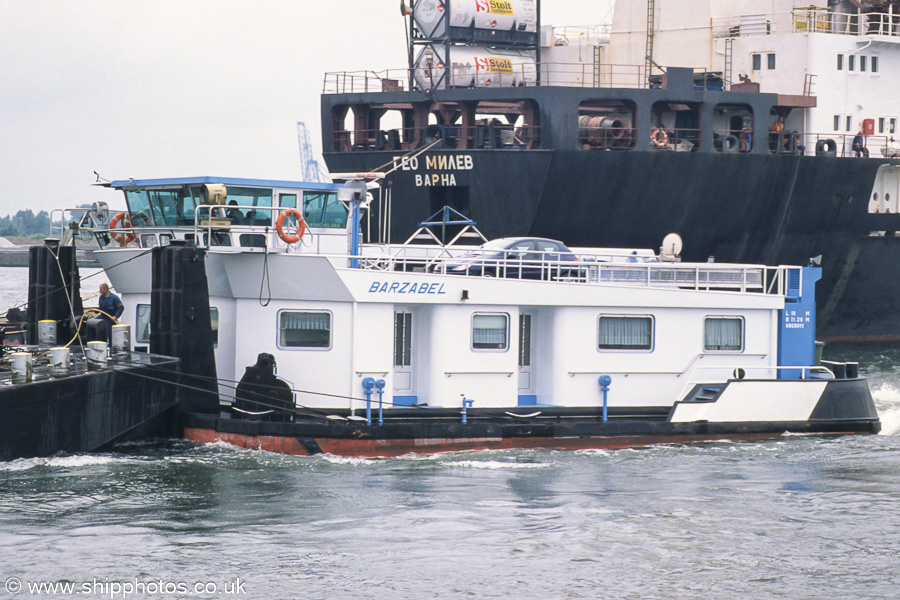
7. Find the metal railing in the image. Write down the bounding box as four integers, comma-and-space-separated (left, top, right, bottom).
323, 63, 657, 94
714, 8, 900, 39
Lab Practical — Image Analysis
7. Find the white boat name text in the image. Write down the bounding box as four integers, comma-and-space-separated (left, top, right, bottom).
368, 281, 447, 295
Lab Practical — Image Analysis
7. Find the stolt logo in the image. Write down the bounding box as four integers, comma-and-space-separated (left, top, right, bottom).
474, 57, 513, 73
475, 0, 514, 15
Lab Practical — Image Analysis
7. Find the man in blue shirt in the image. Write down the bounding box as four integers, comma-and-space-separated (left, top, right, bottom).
98, 283, 124, 341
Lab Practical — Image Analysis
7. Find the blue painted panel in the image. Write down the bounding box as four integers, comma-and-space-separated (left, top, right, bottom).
393, 396, 418, 406
777, 267, 821, 380
518, 395, 538, 406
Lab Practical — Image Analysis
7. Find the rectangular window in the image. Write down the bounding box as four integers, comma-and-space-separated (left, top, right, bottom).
837, 54, 843, 70
704, 317, 743, 351
751, 54, 761, 70
518, 314, 532, 367
879, 117, 886, 134
394, 312, 412, 366
280, 311, 331, 348
136, 304, 151, 343
846, 116, 852, 132
872, 56, 879, 73
891, 118, 896, 134
833, 115, 841, 132
598, 316, 653, 351
472, 313, 509, 350
135, 304, 218, 346
848, 55, 855, 71
303, 191, 347, 229
860, 55, 867, 72
226, 186, 273, 227
767, 53, 776, 69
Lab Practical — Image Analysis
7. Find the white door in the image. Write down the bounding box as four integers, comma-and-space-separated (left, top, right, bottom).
518, 313, 537, 405
393, 310, 417, 405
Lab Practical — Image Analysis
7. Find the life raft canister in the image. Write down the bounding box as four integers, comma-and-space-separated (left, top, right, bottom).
651, 128, 668, 148
276, 208, 306, 244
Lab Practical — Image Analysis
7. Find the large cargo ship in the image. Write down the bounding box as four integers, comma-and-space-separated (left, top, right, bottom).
319, 0, 900, 343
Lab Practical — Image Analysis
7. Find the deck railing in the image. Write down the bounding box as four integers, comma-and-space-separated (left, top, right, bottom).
714, 8, 900, 39
323, 63, 657, 94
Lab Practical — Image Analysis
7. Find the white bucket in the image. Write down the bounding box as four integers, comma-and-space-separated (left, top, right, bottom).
85, 341, 108, 371
38, 320, 57, 346
11, 352, 33, 383
111, 324, 131, 353
50, 347, 70, 378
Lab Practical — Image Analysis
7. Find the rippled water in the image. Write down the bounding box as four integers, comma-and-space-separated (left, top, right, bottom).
2, 268, 900, 599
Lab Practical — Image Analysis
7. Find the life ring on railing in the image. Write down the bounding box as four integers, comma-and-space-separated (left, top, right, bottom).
651, 128, 668, 148
109, 212, 135, 244
276, 208, 306, 244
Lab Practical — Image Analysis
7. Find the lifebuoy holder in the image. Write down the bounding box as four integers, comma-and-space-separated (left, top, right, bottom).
276, 208, 306, 244
651, 128, 668, 148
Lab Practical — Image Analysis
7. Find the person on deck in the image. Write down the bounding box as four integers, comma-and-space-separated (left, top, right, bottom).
98, 283, 124, 341
852, 130, 869, 157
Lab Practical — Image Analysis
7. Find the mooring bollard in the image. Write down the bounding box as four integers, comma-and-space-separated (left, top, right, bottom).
38, 320, 57, 346
599, 375, 612, 423
85, 341, 108, 371
111, 324, 131, 354
11, 352, 33, 383
461, 396, 474, 424
375, 379, 386, 426
50, 347, 70, 378
362, 377, 376, 426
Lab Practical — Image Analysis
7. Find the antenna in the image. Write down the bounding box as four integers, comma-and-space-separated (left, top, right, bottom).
297, 122, 331, 183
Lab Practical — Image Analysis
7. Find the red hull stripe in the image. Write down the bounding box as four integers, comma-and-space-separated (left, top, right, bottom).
183, 427, 312, 456
180, 428, 833, 458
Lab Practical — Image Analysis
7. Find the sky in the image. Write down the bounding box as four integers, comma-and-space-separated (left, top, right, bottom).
0, 0, 614, 216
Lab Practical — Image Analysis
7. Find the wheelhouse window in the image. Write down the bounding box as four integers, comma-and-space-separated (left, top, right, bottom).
848, 55, 856, 71
704, 317, 743, 351
837, 54, 843, 70
872, 56, 879, 73
280, 311, 331, 348
860, 55, 867, 72
303, 191, 347, 228
225, 187, 273, 227
598, 316, 653, 351
472, 313, 509, 350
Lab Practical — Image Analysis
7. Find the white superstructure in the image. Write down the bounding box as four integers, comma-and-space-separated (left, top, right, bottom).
609, 0, 900, 154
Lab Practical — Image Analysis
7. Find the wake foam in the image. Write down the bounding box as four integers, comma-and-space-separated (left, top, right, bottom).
872, 384, 900, 436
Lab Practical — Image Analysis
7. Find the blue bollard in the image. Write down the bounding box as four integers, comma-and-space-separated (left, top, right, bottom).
362, 377, 376, 426
375, 379, 386, 426
599, 375, 612, 423
461, 396, 474, 424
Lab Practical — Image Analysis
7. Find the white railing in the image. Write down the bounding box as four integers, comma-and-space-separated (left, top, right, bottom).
714, 9, 900, 39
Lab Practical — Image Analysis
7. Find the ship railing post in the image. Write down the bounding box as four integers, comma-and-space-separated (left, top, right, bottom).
362, 377, 376, 426
599, 376, 612, 423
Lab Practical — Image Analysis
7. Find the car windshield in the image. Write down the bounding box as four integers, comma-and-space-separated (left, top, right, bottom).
481, 239, 515, 251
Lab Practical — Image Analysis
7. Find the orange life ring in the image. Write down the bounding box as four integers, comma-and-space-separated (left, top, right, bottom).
651, 128, 668, 148
276, 208, 306, 244
109, 212, 135, 244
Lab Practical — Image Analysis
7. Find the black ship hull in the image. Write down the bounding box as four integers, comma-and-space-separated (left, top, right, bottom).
324, 148, 898, 342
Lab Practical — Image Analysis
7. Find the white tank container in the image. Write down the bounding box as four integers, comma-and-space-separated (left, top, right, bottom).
38, 320, 57, 345
414, 0, 537, 39
50, 347, 70, 378
413, 45, 537, 90
111, 324, 131, 354
86, 341, 108, 371
11, 352, 33, 383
